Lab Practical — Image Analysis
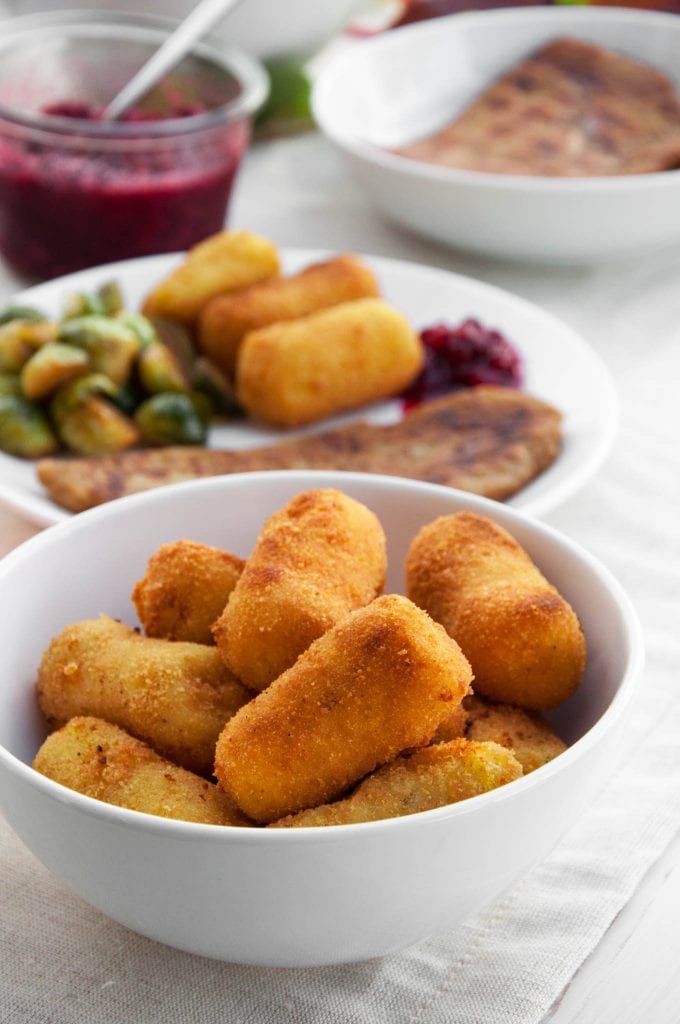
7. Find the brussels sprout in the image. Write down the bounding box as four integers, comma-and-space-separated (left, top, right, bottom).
134, 392, 207, 446
0, 394, 58, 458
56, 396, 140, 455
0, 373, 22, 396
137, 339, 191, 394
20, 342, 89, 400
58, 315, 140, 385
117, 312, 158, 349
0, 305, 46, 326
61, 291, 106, 320
96, 281, 124, 317
50, 373, 120, 426
191, 356, 243, 416
0, 319, 57, 372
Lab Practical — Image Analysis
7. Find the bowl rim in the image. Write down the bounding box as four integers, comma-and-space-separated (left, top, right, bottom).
312, 4, 680, 193
0, 9, 270, 139
0, 469, 645, 843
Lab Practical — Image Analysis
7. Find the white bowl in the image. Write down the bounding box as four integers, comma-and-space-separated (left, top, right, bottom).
312, 7, 680, 264
0, 470, 642, 966
2, 0, 358, 60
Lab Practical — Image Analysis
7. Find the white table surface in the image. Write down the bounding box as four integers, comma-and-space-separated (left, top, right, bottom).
1, 125, 680, 1022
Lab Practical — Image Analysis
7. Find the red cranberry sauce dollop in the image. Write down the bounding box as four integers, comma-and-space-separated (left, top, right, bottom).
401, 318, 524, 410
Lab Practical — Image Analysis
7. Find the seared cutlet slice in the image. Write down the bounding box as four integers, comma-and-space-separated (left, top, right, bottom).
36, 386, 562, 513
395, 37, 680, 177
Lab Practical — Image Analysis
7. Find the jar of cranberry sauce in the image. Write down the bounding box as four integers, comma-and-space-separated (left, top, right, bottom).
0, 12, 268, 281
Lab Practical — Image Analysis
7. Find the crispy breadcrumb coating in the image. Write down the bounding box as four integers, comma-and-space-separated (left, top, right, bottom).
132, 539, 244, 644
212, 488, 387, 692
269, 738, 522, 827
37, 615, 251, 776
198, 254, 380, 377
214, 593, 473, 823
406, 511, 586, 709
463, 694, 566, 773
33, 716, 250, 825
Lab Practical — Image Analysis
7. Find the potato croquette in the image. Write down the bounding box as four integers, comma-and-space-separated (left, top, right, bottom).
406, 512, 586, 709
235, 297, 424, 427
433, 700, 470, 743
33, 717, 250, 826
37, 615, 251, 776
214, 593, 473, 823
463, 694, 567, 773
141, 231, 280, 324
269, 739, 522, 827
212, 488, 387, 692
132, 539, 244, 644
198, 255, 381, 377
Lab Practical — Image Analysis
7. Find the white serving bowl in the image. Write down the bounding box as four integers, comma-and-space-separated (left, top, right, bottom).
0, 470, 642, 966
312, 7, 680, 264
2, 0, 358, 60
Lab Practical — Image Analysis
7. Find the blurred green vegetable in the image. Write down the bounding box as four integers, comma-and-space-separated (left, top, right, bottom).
59, 315, 140, 385
255, 58, 314, 138
21, 342, 89, 400
0, 394, 59, 457
134, 392, 207, 446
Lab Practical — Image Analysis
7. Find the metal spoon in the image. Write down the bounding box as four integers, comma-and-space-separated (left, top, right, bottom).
101, 0, 246, 121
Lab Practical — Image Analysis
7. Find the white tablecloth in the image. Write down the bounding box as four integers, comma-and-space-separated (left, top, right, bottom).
1, 128, 680, 1024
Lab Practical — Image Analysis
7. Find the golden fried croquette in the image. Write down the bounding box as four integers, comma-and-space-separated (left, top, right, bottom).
198, 254, 381, 377
463, 694, 567, 773
235, 297, 424, 427
212, 488, 387, 692
269, 738, 522, 827
141, 231, 280, 324
132, 539, 244, 644
433, 700, 470, 743
214, 593, 473, 823
33, 717, 250, 825
406, 512, 586, 709
36, 615, 251, 776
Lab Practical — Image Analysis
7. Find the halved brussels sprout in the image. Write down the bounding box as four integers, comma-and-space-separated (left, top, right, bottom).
137, 340, 191, 394
61, 292, 106, 320
0, 305, 46, 326
96, 281, 124, 317
148, 316, 195, 371
0, 320, 57, 373
58, 315, 140, 385
50, 373, 120, 426
20, 342, 89, 400
134, 392, 207, 446
191, 356, 243, 416
56, 396, 140, 455
0, 394, 59, 457
116, 312, 158, 349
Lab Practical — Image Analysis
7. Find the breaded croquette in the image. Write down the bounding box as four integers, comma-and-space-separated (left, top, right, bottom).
141, 231, 280, 324
212, 488, 387, 692
198, 254, 381, 377
463, 694, 567, 773
132, 539, 244, 645
269, 739, 522, 827
214, 594, 473, 823
433, 700, 470, 743
36, 615, 251, 776
33, 717, 250, 826
235, 297, 424, 427
406, 512, 586, 709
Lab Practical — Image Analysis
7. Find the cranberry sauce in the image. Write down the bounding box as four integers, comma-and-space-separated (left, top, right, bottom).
0, 106, 248, 281
401, 318, 524, 409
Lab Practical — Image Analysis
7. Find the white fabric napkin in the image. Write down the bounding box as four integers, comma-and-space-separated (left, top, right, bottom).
1, 324, 679, 1024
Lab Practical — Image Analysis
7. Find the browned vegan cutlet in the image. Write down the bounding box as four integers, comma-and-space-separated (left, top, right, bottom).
394, 37, 680, 177
36, 386, 562, 513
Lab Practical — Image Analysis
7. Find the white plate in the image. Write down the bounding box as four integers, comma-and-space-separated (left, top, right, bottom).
0, 249, 617, 526
312, 7, 680, 263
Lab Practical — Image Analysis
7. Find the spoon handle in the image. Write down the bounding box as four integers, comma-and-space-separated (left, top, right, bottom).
102, 0, 245, 121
